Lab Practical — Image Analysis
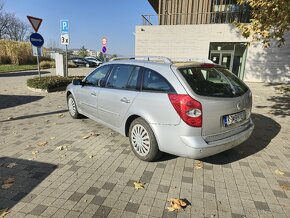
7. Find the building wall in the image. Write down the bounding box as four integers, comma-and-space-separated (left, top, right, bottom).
135, 24, 290, 83
245, 34, 290, 83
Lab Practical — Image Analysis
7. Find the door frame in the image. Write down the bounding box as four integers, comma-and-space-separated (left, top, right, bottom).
210, 50, 234, 71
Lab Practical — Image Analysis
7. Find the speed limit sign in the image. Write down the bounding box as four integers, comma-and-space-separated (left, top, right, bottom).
102, 37, 107, 46
61, 34, 69, 45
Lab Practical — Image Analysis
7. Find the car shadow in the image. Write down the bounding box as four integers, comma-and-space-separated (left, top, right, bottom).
0, 71, 50, 78
0, 94, 44, 110
202, 113, 281, 165
0, 157, 57, 211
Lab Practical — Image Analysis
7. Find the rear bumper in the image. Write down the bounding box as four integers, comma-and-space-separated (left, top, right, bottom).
181, 120, 254, 158
151, 119, 254, 159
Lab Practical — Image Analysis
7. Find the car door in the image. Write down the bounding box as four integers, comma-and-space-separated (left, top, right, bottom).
74, 65, 111, 118
98, 65, 141, 127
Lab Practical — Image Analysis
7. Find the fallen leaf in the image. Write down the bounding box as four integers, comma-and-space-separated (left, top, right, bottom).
193, 160, 203, 169
32, 151, 39, 155
1, 177, 15, 189
0, 208, 9, 217
6, 163, 17, 168
167, 198, 188, 211
56, 145, 67, 151
133, 181, 145, 190
58, 114, 65, 118
7, 117, 13, 120
83, 132, 99, 139
280, 185, 290, 191
275, 169, 285, 176
37, 141, 48, 147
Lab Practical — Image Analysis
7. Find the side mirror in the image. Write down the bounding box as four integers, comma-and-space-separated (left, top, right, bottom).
72, 79, 83, 86
97, 79, 106, 87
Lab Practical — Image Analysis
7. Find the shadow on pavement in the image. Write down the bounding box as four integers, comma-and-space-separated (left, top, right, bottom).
202, 113, 281, 165
0, 157, 57, 211
0, 109, 68, 123
0, 94, 44, 110
263, 83, 290, 117
0, 71, 50, 77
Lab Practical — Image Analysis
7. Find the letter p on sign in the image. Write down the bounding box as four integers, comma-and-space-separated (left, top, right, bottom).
60, 20, 69, 34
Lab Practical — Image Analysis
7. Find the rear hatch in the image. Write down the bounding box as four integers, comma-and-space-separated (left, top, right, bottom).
177, 65, 252, 141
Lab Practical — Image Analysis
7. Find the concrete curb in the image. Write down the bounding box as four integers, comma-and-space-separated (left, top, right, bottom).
27, 86, 66, 93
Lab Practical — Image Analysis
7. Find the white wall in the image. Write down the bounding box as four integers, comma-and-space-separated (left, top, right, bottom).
135, 24, 290, 83
245, 34, 290, 83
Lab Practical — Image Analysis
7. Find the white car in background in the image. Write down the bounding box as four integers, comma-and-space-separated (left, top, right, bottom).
85, 57, 102, 66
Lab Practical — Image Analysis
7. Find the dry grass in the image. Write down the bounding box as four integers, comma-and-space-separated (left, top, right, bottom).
0, 40, 34, 65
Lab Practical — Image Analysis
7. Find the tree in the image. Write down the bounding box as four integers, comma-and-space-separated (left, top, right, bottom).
97, 52, 104, 61
5, 15, 30, 41
78, 46, 88, 57
0, 1, 9, 39
0, 1, 30, 41
236, 0, 290, 47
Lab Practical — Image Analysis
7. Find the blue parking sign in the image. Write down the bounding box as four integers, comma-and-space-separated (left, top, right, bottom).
60, 20, 69, 34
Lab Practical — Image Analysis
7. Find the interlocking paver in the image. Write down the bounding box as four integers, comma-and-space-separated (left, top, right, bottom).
1, 69, 290, 217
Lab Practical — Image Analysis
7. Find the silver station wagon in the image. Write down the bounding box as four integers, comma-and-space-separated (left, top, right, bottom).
66, 57, 254, 161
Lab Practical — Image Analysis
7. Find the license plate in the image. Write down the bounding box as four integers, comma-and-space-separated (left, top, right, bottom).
223, 111, 246, 127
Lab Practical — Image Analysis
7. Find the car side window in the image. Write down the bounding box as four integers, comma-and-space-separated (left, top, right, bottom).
85, 65, 111, 86
106, 65, 137, 89
142, 68, 174, 93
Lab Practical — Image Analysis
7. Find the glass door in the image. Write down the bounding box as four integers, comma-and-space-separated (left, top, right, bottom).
210, 51, 234, 72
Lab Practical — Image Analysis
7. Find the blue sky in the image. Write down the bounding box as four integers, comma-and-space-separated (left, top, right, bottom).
3, 0, 156, 56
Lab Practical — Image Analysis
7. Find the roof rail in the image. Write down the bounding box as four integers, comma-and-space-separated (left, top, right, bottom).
171, 57, 214, 64
110, 56, 173, 64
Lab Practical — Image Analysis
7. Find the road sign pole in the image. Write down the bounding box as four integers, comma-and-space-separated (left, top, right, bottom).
36, 52, 41, 78
65, 45, 68, 77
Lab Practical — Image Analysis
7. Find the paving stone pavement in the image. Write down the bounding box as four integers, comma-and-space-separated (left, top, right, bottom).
0, 69, 289, 218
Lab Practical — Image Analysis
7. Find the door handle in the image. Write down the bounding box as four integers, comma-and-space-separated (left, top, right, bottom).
91, 92, 97, 96
120, 97, 130, 103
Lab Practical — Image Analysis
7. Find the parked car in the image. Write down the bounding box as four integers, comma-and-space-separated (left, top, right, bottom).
66, 57, 254, 161
85, 57, 102, 66
69, 57, 96, 68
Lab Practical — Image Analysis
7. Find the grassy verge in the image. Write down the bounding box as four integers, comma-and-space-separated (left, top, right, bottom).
27, 76, 85, 92
0, 65, 38, 73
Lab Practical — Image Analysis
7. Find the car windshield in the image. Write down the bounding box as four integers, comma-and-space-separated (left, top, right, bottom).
178, 66, 248, 97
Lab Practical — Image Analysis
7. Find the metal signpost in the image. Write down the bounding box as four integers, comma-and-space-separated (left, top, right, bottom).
60, 20, 69, 77
27, 16, 43, 78
102, 37, 107, 62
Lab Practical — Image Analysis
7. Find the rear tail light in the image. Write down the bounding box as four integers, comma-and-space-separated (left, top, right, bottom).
168, 94, 202, 127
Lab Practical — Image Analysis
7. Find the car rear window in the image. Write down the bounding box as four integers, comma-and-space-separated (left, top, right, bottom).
178, 67, 248, 97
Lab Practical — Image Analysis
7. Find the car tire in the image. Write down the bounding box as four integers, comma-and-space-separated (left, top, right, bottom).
67, 94, 81, 119
129, 118, 161, 162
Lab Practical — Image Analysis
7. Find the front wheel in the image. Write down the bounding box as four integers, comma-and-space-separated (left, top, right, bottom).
67, 94, 81, 119
129, 118, 161, 162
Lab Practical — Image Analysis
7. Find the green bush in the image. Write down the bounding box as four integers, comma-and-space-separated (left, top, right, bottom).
40, 61, 55, 69
27, 76, 85, 91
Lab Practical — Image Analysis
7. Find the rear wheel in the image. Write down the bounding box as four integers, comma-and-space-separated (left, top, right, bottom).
67, 94, 81, 119
129, 118, 161, 161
